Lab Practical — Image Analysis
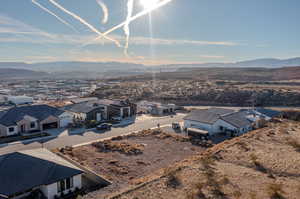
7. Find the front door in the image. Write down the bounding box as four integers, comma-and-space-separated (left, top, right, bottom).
20, 125, 25, 133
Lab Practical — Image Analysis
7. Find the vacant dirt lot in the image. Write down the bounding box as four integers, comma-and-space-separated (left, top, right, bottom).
105, 120, 300, 199
60, 129, 208, 198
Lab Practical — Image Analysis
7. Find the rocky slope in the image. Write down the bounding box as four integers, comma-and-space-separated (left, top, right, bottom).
100, 120, 300, 199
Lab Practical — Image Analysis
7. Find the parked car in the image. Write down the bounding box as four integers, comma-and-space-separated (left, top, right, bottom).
96, 123, 112, 130
172, 122, 180, 129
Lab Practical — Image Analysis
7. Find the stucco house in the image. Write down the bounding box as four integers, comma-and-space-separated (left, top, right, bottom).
62, 99, 137, 122
62, 102, 106, 122
184, 108, 253, 136
0, 148, 83, 199
0, 105, 73, 137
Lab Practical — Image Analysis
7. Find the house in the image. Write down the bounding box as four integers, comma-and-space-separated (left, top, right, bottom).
184, 108, 253, 136
150, 104, 176, 116
62, 99, 137, 122
137, 101, 176, 115
6, 96, 34, 105
101, 99, 137, 120
62, 102, 106, 122
0, 148, 83, 199
0, 105, 72, 137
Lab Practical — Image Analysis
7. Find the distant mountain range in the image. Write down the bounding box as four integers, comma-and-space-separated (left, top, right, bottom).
0, 57, 299, 79
0, 68, 48, 79
165, 57, 300, 70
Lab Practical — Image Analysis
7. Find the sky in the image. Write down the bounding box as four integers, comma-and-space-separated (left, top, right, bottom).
0, 0, 300, 65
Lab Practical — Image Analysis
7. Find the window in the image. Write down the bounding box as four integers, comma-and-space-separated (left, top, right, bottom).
57, 177, 73, 193
8, 127, 15, 132
57, 180, 66, 193
30, 122, 36, 128
66, 177, 74, 189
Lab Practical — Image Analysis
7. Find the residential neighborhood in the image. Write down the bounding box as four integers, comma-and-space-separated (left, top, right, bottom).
0, 91, 285, 199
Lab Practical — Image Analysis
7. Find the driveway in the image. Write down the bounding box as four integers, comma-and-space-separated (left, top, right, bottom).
0, 114, 186, 155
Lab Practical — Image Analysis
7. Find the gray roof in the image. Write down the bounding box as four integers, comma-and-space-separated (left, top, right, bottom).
63, 99, 130, 114
0, 148, 83, 197
70, 97, 98, 104
63, 102, 99, 114
0, 105, 64, 126
184, 108, 235, 124
220, 111, 252, 128
206, 108, 235, 115
184, 110, 220, 124
255, 108, 281, 118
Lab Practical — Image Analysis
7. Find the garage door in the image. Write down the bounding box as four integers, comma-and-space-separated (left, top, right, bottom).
42, 122, 58, 130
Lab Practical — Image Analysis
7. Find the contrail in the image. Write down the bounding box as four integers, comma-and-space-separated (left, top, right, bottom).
32, 0, 78, 33
123, 0, 134, 56
48, 0, 121, 47
95, 0, 109, 24
83, 0, 174, 47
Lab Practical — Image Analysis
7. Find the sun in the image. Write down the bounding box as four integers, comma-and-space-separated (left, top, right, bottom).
140, 0, 160, 9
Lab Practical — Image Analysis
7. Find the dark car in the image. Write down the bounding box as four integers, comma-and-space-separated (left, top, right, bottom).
96, 123, 112, 130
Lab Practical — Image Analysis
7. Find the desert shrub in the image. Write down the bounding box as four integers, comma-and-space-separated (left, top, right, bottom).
211, 188, 227, 199
186, 183, 206, 199
165, 172, 181, 188
236, 141, 250, 151
249, 153, 269, 174
92, 141, 144, 155
249, 192, 257, 199
232, 190, 242, 198
267, 183, 286, 199
200, 156, 216, 171
286, 139, 300, 152
164, 167, 181, 188
219, 176, 230, 185
282, 110, 300, 121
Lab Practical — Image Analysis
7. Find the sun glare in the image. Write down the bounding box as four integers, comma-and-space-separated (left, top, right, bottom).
140, 0, 160, 9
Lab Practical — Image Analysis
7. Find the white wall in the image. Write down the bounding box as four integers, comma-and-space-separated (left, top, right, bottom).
59, 112, 74, 128
184, 120, 213, 134
7, 96, 33, 105
42, 174, 82, 199
213, 119, 237, 134
6, 125, 18, 136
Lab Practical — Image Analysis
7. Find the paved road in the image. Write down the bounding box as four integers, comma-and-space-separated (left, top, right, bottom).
0, 114, 185, 155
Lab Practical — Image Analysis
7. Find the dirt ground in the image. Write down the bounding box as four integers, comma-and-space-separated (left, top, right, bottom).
60, 129, 208, 198
107, 120, 300, 199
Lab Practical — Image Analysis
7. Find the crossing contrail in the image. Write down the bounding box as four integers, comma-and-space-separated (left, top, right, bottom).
32, 0, 78, 33
95, 0, 109, 24
123, 0, 134, 56
82, 0, 174, 47
48, 0, 121, 47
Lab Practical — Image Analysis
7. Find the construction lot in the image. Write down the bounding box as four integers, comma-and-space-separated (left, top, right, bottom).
59, 129, 210, 197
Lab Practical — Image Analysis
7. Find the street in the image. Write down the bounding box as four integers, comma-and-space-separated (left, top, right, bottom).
0, 114, 185, 155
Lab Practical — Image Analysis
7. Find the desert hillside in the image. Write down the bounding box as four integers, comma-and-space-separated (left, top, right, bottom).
106, 120, 300, 199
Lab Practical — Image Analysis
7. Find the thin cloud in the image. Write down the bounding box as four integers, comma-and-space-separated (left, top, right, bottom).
0, 14, 53, 38
0, 15, 239, 47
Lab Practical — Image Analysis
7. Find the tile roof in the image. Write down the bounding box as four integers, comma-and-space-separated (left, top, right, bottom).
0, 105, 64, 126
0, 148, 83, 197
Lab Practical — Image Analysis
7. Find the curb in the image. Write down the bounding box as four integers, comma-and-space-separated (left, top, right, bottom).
72, 124, 171, 148
0, 135, 56, 148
